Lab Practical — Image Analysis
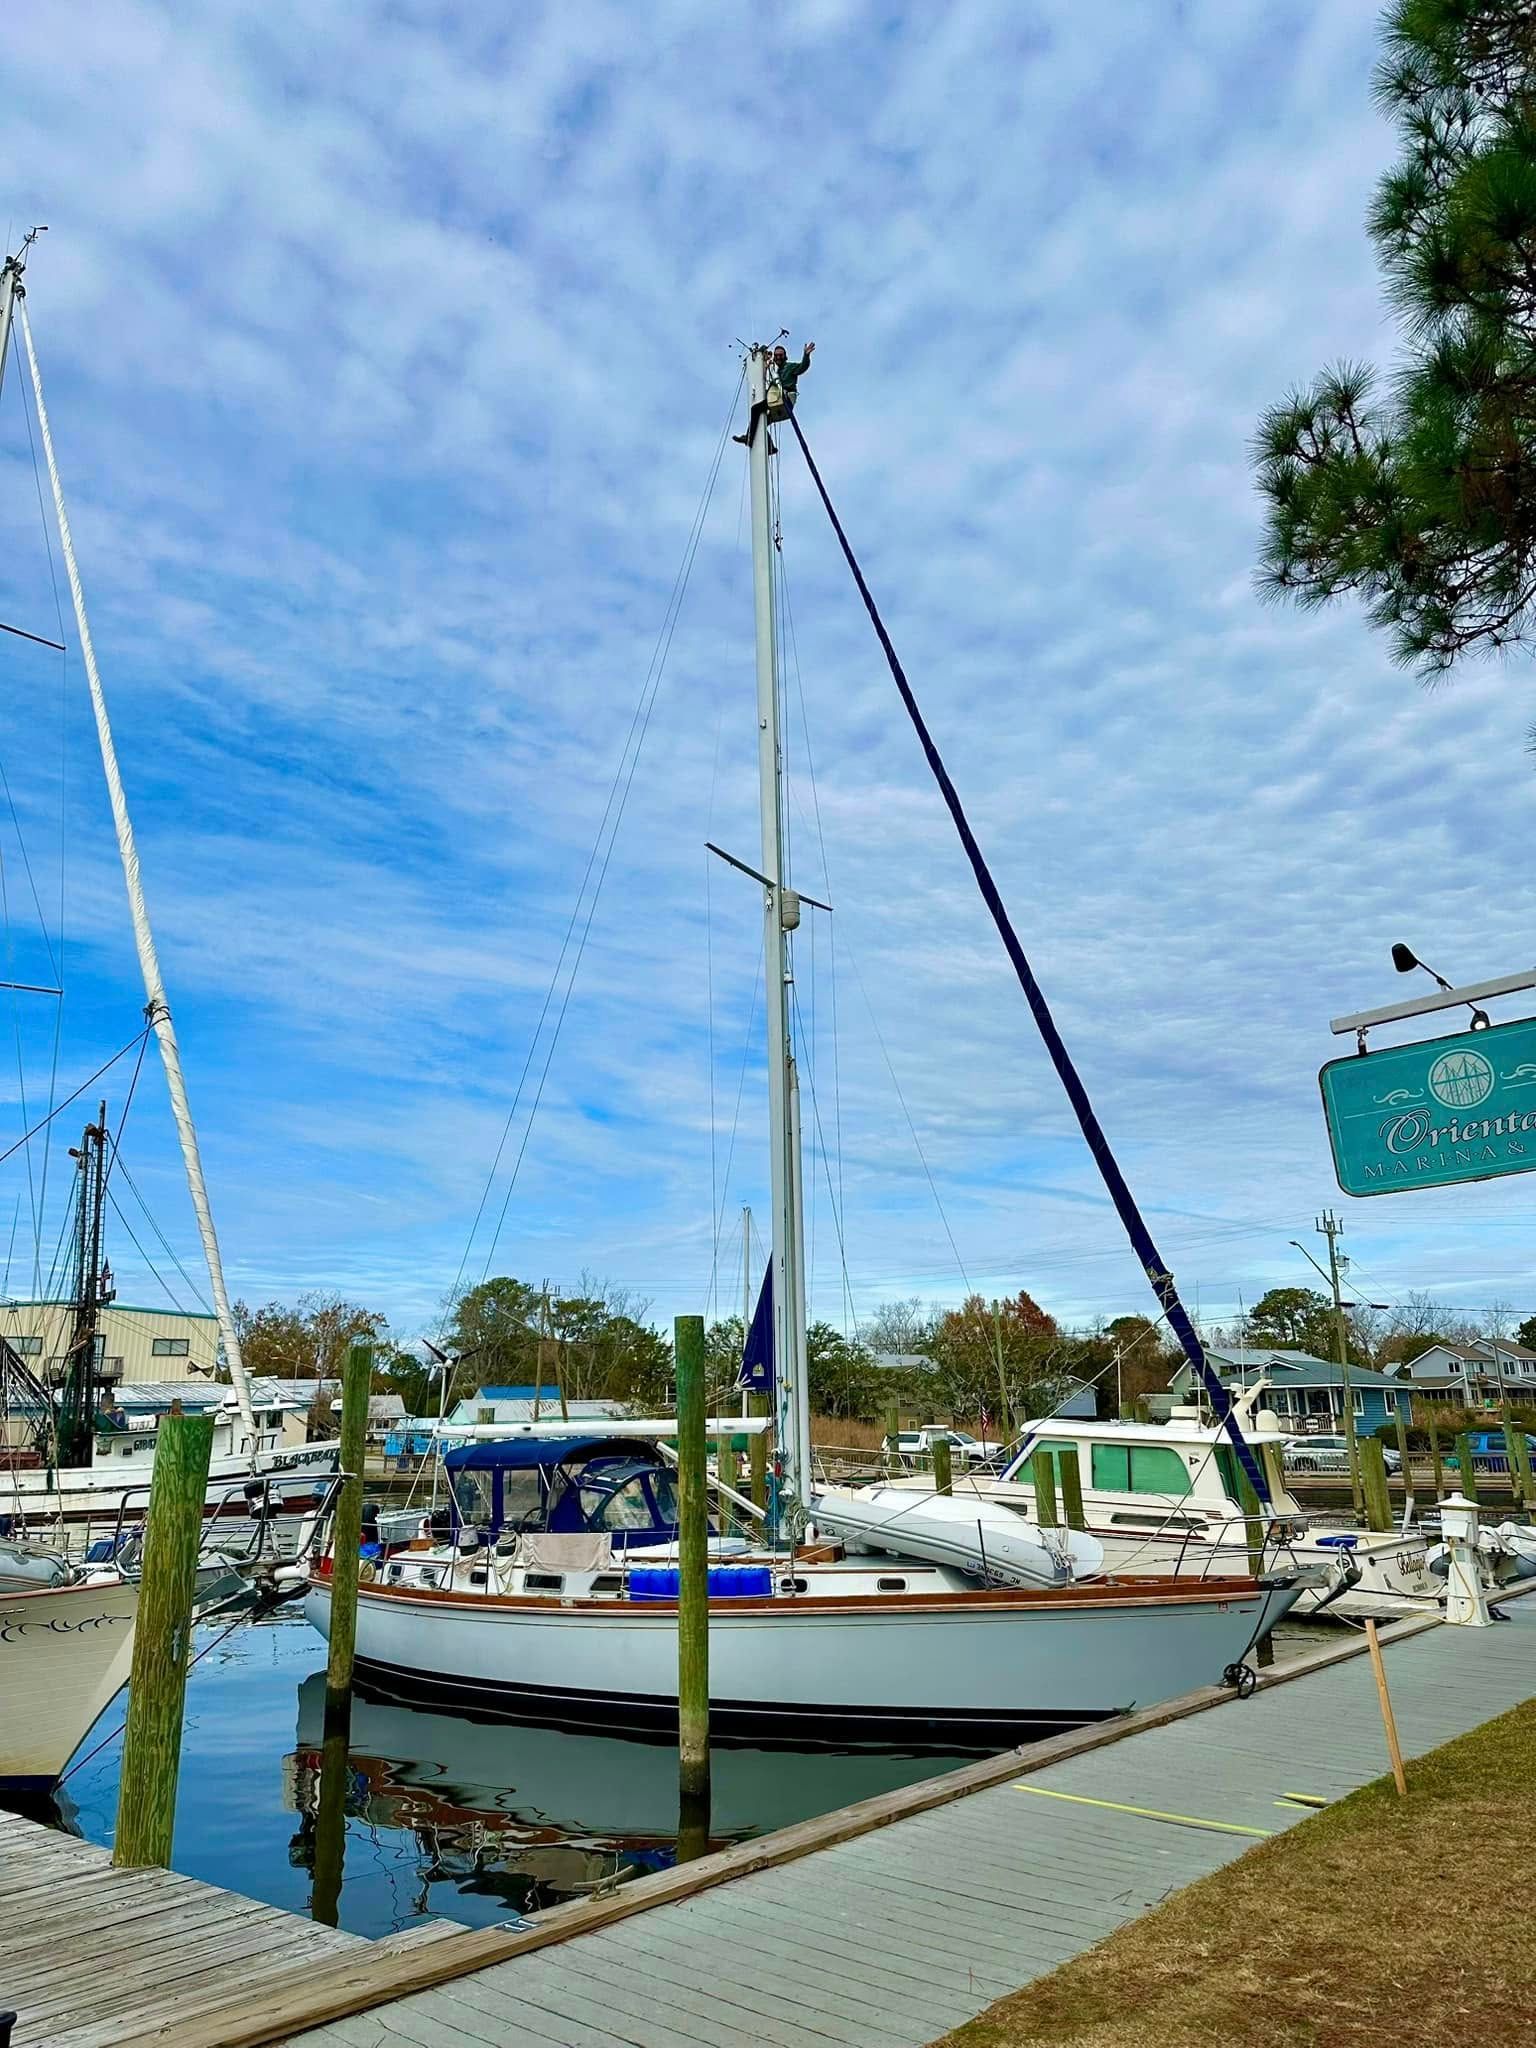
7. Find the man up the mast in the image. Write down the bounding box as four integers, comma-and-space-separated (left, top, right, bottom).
735, 339, 815, 450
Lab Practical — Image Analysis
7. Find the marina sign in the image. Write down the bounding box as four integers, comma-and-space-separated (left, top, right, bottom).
1320, 1014, 1536, 1196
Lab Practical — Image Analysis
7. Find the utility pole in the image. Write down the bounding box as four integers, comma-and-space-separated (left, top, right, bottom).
1318, 1211, 1364, 1518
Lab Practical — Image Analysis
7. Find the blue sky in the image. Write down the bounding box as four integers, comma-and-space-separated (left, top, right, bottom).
1, 0, 1533, 1348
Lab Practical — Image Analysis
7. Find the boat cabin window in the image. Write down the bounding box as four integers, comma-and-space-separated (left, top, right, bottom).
524, 1572, 564, 1592
1090, 1443, 1193, 1498
451, 1467, 496, 1529
554, 1459, 679, 1536
1027, 1439, 1078, 1484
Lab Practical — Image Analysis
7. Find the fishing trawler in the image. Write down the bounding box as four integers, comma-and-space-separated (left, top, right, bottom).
306, 340, 1320, 1739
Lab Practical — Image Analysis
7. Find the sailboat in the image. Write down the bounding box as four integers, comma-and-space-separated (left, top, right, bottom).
0, 234, 339, 1545
305, 340, 1312, 1742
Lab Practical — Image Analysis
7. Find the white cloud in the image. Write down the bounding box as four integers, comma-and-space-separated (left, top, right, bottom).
0, 0, 1531, 1346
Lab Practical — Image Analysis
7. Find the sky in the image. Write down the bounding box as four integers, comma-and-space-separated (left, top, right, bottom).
0, 0, 1533, 1352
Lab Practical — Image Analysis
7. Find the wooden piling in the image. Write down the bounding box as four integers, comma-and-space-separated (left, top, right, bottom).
1032, 1450, 1058, 1527
885, 1404, 900, 1475
1393, 1403, 1415, 1515
931, 1434, 953, 1497
1059, 1445, 1085, 1531
1359, 1436, 1393, 1533
1504, 1421, 1533, 1511
113, 1405, 216, 1870
1429, 1428, 1445, 1501
1455, 1431, 1480, 1505
715, 1440, 739, 1534
674, 1314, 710, 1828
324, 1341, 374, 1715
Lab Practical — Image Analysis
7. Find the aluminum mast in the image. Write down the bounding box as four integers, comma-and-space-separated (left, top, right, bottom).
746, 345, 812, 1509
14, 261, 258, 1440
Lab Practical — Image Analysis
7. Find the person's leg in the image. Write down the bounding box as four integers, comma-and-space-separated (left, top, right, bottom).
733, 399, 767, 447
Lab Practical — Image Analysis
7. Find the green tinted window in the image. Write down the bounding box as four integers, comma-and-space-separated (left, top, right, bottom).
1092, 1442, 1193, 1496
1091, 1444, 1131, 1490
1129, 1445, 1192, 1497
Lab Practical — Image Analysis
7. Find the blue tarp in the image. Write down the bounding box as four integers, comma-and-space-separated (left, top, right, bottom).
442, 1434, 639, 1473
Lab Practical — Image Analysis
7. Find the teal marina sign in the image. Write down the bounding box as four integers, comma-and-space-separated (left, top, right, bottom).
1320, 1016, 1536, 1196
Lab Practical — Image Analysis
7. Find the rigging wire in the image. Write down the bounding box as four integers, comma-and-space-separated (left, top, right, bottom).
443, 363, 747, 1302
0, 1022, 151, 1173
104, 1182, 191, 1312
788, 411, 1269, 1505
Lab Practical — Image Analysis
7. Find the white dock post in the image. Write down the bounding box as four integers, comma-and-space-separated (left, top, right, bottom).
1439, 1492, 1492, 1627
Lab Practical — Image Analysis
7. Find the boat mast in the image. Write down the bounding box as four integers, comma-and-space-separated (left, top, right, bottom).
746, 345, 812, 1511
10, 254, 259, 1441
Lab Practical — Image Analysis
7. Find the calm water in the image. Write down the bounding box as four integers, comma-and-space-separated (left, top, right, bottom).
38, 1611, 981, 1937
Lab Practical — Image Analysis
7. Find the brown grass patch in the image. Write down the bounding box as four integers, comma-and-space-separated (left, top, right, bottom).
938, 1699, 1536, 2048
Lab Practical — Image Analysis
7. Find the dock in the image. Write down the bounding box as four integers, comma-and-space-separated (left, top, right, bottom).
4, 1598, 1526, 2048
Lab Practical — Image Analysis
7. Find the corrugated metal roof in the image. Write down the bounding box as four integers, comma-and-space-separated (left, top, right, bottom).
1202, 1347, 1407, 1391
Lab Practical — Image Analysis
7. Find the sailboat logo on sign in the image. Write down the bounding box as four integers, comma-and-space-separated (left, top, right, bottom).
1427, 1048, 1494, 1110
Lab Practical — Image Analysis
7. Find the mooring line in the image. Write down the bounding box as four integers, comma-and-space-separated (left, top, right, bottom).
1013, 1783, 1273, 1837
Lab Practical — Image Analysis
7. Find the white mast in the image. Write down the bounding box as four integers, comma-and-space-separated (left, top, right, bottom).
746, 346, 811, 1511
0, 252, 19, 401
14, 274, 259, 1440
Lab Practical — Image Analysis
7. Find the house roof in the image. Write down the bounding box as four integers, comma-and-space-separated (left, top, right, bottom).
1196, 1347, 1407, 1392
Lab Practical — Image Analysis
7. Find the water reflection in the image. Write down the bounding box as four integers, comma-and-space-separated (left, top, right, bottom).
285, 1669, 979, 1921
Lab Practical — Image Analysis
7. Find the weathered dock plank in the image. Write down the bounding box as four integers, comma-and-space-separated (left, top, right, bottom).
264, 1598, 1536, 2048
0, 1808, 363, 2048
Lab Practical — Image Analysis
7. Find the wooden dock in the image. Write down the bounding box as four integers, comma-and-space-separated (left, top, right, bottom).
4, 1601, 1532, 2048
0, 1810, 366, 2048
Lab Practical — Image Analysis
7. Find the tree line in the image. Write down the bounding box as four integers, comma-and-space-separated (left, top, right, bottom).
226, 1279, 1185, 1432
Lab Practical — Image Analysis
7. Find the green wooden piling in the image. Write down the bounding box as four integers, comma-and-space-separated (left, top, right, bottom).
715, 1440, 739, 1535
674, 1315, 710, 1829
931, 1434, 953, 1497
1501, 1419, 1532, 1510
113, 1406, 215, 1869
1393, 1403, 1415, 1515
1059, 1445, 1085, 1531
1429, 1427, 1445, 1501
1359, 1436, 1393, 1533
885, 1404, 900, 1474
325, 1341, 374, 1715
1032, 1450, 1059, 1527
1456, 1431, 1480, 1504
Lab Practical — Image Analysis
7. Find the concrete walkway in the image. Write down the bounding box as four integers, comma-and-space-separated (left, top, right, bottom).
281, 1602, 1536, 2048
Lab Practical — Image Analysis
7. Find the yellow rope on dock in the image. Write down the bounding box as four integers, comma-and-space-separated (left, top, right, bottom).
1012, 1783, 1273, 1837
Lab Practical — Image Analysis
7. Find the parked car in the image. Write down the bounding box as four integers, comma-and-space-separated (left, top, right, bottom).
883, 1426, 1002, 1468
1443, 1430, 1536, 1474
1282, 1434, 1401, 1476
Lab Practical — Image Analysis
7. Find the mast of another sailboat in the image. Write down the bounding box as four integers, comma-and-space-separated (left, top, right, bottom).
746, 345, 813, 1514
9, 243, 259, 1442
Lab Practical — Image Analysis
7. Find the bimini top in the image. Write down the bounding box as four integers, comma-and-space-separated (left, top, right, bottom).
442, 1434, 662, 1474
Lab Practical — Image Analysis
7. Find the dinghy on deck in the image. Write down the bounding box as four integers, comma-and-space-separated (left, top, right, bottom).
811, 1486, 1104, 1588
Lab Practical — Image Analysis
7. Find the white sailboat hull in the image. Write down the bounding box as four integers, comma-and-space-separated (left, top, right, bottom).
0, 1576, 138, 1787
4, 1442, 338, 1528
306, 1574, 1300, 1742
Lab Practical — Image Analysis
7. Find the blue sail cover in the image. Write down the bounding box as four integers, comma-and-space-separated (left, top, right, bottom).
738, 1261, 774, 1395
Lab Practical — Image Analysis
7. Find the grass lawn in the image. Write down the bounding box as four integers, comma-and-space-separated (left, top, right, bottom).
938, 1699, 1535, 2048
